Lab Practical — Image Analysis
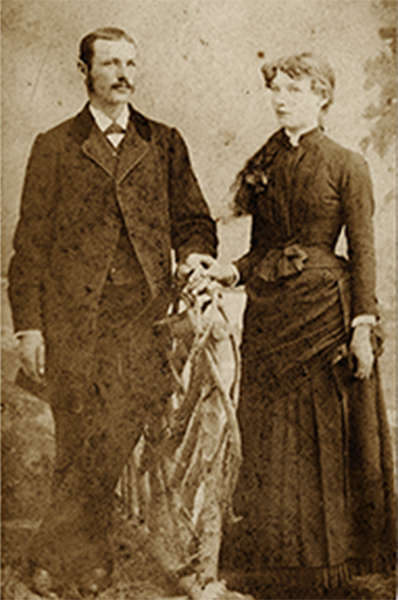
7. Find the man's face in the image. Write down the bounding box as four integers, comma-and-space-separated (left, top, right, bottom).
86, 38, 137, 108
269, 70, 326, 134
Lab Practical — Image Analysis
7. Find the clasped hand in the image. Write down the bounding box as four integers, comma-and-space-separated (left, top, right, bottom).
176, 253, 238, 296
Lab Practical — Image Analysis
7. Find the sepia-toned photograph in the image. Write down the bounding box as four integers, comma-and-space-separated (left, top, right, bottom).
1, 1, 396, 599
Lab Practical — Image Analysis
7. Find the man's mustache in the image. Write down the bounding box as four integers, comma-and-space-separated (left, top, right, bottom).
112, 79, 133, 90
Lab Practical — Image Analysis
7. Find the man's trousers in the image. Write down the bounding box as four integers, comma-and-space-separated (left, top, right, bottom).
27, 280, 171, 582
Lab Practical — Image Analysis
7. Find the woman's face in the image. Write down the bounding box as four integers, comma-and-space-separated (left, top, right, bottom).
269, 70, 326, 134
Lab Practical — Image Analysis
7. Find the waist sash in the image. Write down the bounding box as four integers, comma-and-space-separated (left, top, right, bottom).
254, 242, 344, 283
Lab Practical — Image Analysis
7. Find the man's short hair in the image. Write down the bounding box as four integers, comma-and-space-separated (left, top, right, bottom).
261, 52, 335, 111
79, 27, 137, 70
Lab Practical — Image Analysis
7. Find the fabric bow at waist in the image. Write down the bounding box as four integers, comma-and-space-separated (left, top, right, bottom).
255, 243, 309, 282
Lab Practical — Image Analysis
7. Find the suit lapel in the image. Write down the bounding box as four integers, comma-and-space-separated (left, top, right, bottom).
115, 118, 149, 184
77, 104, 150, 182
82, 125, 116, 179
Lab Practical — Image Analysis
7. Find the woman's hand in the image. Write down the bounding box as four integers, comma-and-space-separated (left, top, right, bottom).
350, 323, 374, 379
177, 255, 239, 295
205, 261, 240, 287
176, 253, 215, 288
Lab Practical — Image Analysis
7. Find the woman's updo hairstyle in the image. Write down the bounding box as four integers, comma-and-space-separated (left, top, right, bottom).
261, 52, 335, 112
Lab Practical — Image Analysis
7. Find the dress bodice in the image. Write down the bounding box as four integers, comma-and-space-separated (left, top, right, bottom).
234, 128, 377, 318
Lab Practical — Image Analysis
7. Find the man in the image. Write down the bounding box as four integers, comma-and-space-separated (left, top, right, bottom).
8, 27, 217, 598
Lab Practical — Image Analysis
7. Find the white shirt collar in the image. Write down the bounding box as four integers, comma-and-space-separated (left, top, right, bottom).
285, 124, 318, 147
89, 104, 129, 133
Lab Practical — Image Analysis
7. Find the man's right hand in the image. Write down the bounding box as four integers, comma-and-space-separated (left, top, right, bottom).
17, 330, 46, 383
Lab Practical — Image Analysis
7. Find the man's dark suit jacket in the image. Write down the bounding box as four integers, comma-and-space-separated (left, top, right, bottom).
8, 104, 217, 407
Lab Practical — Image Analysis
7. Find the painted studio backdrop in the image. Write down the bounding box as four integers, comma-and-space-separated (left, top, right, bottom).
1, 0, 396, 577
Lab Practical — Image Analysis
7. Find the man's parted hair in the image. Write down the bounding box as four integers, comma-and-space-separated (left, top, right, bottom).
79, 27, 137, 70
261, 52, 335, 111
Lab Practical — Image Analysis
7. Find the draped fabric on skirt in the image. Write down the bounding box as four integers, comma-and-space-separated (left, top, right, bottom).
222, 259, 395, 581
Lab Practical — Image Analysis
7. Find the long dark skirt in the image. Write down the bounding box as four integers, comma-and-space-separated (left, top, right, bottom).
222, 266, 395, 587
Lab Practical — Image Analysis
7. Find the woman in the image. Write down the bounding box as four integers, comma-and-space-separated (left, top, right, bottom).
204, 53, 395, 597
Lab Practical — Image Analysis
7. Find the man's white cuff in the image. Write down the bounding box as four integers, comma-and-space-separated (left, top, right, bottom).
14, 329, 43, 341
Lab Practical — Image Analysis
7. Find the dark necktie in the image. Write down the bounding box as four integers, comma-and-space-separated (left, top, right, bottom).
105, 122, 126, 135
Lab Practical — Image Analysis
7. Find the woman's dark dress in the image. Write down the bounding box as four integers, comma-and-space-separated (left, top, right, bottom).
224, 128, 395, 583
